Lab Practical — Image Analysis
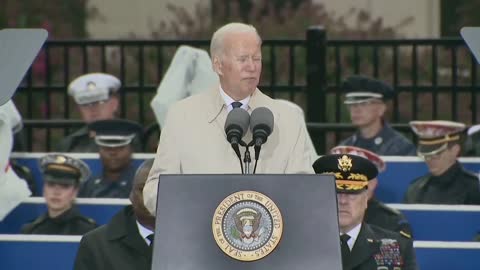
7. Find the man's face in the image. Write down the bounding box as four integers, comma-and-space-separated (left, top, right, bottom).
43, 182, 78, 213
347, 100, 385, 128
78, 96, 119, 123
213, 31, 262, 100
337, 190, 368, 232
424, 145, 459, 176
129, 165, 155, 228
99, 145, 132, 173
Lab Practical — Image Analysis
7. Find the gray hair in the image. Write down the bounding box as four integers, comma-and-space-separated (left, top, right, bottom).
210, 22, 261, 58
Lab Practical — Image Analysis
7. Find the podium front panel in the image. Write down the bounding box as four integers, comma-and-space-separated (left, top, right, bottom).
152, 174, 341, 270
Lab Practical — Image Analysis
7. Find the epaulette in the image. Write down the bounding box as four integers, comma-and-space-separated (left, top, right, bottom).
377, 202, 402, 216
76, 215, 97, 225
399, 230, 412, 239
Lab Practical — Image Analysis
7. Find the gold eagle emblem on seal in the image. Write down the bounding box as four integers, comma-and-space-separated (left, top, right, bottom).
212, 190, 283, 261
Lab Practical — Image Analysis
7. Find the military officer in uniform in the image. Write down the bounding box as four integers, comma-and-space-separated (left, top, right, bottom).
79, 119, 142, 198
338, 75, 416, 156
331, 145, 412, 237
56, 73, 125, 152
21, 154, 96, 235
404, 120, 480, 204
313, 154, 418, 270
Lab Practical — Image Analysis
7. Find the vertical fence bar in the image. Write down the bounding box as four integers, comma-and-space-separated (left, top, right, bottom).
288, 45, 295, 101
138, 45, 145, 125
432, 45, 438, 119
392, 45, 400, 122
334, 45, 342, 144
471, 54, 478, 123
411, 44, 418, 120
45, 45, 52, 151
63, 45, 70, 135
306, 26, 327, 153
269, 45, 276, 98
451, 46, 458, 120
373, 46, 379, 78
120, 45, 126, 118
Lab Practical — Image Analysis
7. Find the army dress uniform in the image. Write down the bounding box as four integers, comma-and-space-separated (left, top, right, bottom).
339, 75, 416, 156
404, 120, 480, 204
21, 154, 97, 235
365, 199, 412, 238
313, 154, 418, 270
21, 207, 96, 235
331, 146, 413, 237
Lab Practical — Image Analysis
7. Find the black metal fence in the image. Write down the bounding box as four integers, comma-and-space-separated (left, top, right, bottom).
13, 27, 480, 153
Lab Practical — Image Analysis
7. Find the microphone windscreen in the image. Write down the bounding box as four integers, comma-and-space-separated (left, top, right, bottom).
250, 107, 274, 135
225, 108, 250, 136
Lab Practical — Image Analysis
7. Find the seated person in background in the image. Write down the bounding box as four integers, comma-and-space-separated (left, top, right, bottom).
21, 154, 96, 235
313, 154, 418, 270
74, 159, 156, 270
404, 120, 480, 204
79, 119, 142, 198
338, 75, 416, 156
331, 146, 412, 238
464, 124, 480, 156
56, 73, 140, 152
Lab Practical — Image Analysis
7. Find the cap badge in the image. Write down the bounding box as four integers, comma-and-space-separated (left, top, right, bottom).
337, 155, 352, 172
55, 155, 67, 164
87, 82, 96, 91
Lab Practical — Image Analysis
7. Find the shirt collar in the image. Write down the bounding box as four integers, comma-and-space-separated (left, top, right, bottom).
341, 223, 362, 250
136, 220, 154, 245
219, 86, 250, 112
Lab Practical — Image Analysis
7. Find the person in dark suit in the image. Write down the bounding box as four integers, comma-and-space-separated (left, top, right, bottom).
314, 154, 418, 270
404, 120, 480, 204
331, 145, 413, 238
79, 119, 142, 198
74, 159, 156, 270
21, 154, 96, 235
338, 75, 416, 156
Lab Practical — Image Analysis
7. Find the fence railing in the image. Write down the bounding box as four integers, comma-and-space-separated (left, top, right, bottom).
12, 27, 479, 153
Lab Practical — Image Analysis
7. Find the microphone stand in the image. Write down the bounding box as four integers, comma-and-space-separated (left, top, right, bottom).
240, 141, 252, 174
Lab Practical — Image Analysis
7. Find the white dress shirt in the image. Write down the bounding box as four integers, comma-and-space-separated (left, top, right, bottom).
341, 223, 362, 251
136, 220, 154, 246
219, 87, 250, 112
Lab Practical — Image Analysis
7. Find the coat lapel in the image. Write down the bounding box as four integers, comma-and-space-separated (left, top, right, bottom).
107, 206, 152, 263
347, 223, 381, 270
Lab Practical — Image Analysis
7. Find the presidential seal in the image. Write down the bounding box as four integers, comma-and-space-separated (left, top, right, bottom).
212, 190, 283, 262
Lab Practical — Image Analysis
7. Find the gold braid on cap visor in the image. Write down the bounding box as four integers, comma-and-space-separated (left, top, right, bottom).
418, 134, 460, 145
323, 172, 369, 190
45, 164, 80, 175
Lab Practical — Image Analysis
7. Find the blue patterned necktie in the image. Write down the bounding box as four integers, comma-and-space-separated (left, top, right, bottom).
231, 101, 242, 109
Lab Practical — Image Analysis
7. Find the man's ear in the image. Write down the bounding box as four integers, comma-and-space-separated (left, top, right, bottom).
212, 56, 223, 76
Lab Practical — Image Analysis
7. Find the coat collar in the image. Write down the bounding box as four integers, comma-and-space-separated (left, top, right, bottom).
347, 223, 381, 269
207, 87, 269, 123
106, 205, 151, 259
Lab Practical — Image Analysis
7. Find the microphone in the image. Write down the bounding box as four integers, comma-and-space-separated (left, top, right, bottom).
250, 107, 274, 173
225, 108, 250, 173
250, 107, 274, 147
